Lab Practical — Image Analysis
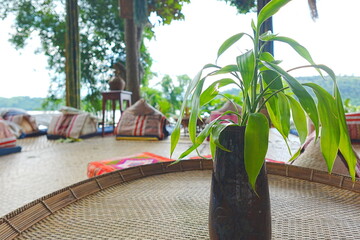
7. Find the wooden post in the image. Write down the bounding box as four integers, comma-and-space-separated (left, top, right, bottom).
124, 18, 141, 103
65, 0, 81, 109
258, 0, 273, 55
119, 0, 141, 103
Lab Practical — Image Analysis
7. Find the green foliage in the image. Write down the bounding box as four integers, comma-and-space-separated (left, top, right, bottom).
0, 97, 46, 110
220, 0, 256, 14
344, 98, 360, 113
171, 0, 357, 189
0, 0, 189, 112
148, 0, 190, 25
141, 74, 192, 118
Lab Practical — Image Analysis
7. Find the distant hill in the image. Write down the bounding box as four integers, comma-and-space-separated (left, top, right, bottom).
297, 76, 360, 105
221, 76, 360, 106
0, 96, 45, 110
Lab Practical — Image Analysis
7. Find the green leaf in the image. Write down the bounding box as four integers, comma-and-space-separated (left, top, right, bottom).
178, 144, 200, 160
188, 78, 205, 143
264, 94, 289, 142
286, 95, 308, 144
209, 134, 216, 160
217, 33, 247, 60
262, 60, 320, 138
277, 92, 291, 138
259, 52, 283, 91
245, 113, 269, 190
259, 31, 277, 41
199, 78, 237, 106
170, 124, 181, 158
195, 110, 240, 145
212, 123, 234, 152
170, 64, 216, 157
237, 50, 255, 93
304, 83, 340, 172
257, 0, 291, 30
288, 64, 337, 90
335, 88, 357, 179
265, 97, 281, 131
261, 70, 283, 91
211, 65, 238, 75
270, 36, 315, 65
288, 147, 302, 162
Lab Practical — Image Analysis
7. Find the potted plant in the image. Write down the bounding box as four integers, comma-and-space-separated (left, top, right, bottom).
170, 0, 357, 239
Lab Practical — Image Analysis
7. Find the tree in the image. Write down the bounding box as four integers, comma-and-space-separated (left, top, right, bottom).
0, 0, 318, 112
65, 0, 80, 108
222, 0, 318, 19
222, 0, 319, 54
0, 0, 189, 111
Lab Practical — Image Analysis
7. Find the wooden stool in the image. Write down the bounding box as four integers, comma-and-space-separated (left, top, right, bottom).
101, 90, 132, 136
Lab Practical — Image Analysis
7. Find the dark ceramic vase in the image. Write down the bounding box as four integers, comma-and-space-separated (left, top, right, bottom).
109, 76, 126, 91
209, 125, 271, 240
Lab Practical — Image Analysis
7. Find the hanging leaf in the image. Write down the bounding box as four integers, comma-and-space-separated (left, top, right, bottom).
277, 92, 291, 138
237, 50, 255, 93
259, 52, 283, 91
211, 65, 238, 76
212, 123, 234, 152
257, 0, 291, 30
262, 61, 320, 138
245, 113, 269, 190
335, 88, 357, 179
266, 36, 315, 65
170, 64, 216, 157
304, 83, 340, 172
209, 133, 216, 161
217, 33, 248, 60
188, 78, 205, 143
265, 97, 281, 131
286, 95, 308, 144
199, 78, 237, 106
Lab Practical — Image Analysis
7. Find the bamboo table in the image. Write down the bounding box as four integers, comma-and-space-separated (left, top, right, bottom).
1, 160, 359, 239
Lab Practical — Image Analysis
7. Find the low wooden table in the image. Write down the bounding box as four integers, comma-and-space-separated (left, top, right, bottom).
101, 90, 132, 136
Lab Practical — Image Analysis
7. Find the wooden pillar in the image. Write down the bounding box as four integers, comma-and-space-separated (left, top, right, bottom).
124, 18, 141, 103
119, 0, 141, 103
65, 0, 81, 109
258, 0, 273, 55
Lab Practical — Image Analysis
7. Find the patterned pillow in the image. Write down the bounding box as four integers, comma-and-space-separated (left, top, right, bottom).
116, 100, 169, 140
0, 120, 17, 148
345, 112, 360, 141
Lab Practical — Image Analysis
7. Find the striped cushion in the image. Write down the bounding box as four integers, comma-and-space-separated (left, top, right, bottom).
47, 113, 97, 139
0, 120, 17, 148
345, 112, 360, 141
116, 113, 167, 140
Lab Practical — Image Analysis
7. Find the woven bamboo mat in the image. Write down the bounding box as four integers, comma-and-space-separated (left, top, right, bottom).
0, 128, 298, 217
2, 164, 358, 240
0, 135, 210, 217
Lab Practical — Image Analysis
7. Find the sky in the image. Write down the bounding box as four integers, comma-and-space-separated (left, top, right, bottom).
0, 0, 360, 98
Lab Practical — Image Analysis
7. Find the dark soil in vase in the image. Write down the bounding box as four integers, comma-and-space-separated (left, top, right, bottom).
209, 125, 271, 240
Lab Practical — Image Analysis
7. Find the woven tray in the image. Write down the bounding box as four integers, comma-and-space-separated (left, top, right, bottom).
1, 160, 359, 239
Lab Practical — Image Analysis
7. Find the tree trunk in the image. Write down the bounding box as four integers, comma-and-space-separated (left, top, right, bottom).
125, 18, 141, 103
258, 0, 273, 55
65, 0, 81, 109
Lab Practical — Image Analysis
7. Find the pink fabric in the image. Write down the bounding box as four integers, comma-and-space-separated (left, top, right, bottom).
87, 152, 173, 178
210, 111, 239, 124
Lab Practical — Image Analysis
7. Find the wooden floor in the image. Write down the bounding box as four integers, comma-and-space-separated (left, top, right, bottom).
0, 129, 300, 217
